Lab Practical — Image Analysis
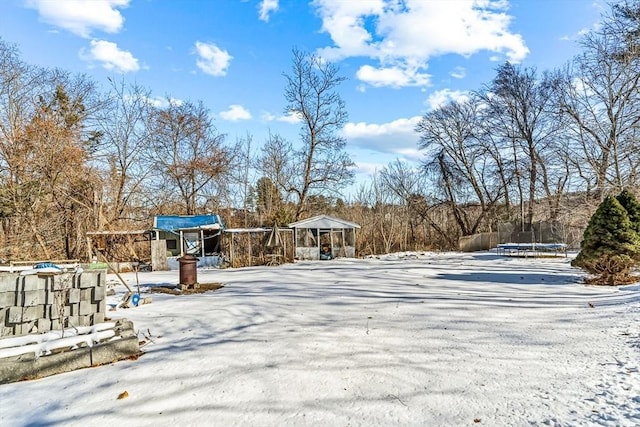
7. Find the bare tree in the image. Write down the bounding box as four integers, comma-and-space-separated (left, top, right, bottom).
557, 1, 640, 196
480, 63, 564, 227
221, 133, 256, 227
378, 159, 456, 248
282, 49, 355, 220
93, 78, 154, 229
147, 99, 231, 215
416, 97, 504, 236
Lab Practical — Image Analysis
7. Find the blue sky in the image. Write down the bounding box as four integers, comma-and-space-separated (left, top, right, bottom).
0, 0, 606, 190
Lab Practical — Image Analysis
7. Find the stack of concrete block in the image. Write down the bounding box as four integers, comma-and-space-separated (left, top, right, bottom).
0, 270, 107, 338
0, 319, 141, 384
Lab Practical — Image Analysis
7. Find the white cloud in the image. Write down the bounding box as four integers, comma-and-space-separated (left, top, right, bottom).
343, 116, 422, 156
80, 40, 140, 73
26, 0, 129, 38
262, 111, 302, 124
219, 104, 252, 121
146, 96, 183, 108
258, 0, 279, 22
194, 41, 232, 76
345, 117, 421, 139
260, 112, 276, 121
450, 66, 466, 79
356, 64, 431, 88
354, 161, 384, 177
278, 111, 303, 123
426, 89, 470, 110
314, 0, 529, 88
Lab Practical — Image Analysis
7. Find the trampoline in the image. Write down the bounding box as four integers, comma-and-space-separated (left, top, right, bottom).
496, 242, 567, 257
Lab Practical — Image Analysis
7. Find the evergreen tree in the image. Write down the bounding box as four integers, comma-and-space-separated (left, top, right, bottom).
572, 195, 640, 284
616, 189, 640, 233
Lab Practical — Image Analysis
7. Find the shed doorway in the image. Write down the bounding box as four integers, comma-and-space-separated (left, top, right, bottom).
319, 231, 332, 260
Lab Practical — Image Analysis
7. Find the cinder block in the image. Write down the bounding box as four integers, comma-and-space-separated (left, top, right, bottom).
92, 312, 105, 324
8, 306, 39, 323
79, 274, 96, 289
34, 277, 47, 291
66, 315, 79, 328
18, 321, 36, 335
93, 286, 105, 302
14, 290, 23, 307
36, 318, 51, 332
80, 288, 92, 302
95, 298, 105, 314
49, 304, 61, 320
51, 276, 64, 291
41, 275, 53, 289
50, 319, 62, 330
1, 326, 13, 337
44, 289, 56, 305
22, 290, 43, 307
79, 301, 94, 316
0, 275, 9, 290
21, 275, 39, 292
0, 292, 15, 308
64, 306, 72, 317
78, 315, 92, 327
74, 276, 83, 290
68, 288, 80, 304
0, 274, 19, 292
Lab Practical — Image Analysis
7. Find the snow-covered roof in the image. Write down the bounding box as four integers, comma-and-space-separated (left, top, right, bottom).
288, 214, 360, 230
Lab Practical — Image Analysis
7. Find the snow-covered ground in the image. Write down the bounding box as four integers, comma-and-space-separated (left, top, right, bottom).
1, 251, 640, 426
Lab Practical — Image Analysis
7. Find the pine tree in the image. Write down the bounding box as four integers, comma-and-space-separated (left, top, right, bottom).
571, 195, 640, 284
616, 189, 640, 233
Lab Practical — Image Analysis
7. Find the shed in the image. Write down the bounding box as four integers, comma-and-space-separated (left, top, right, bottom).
153, 214, 224, 269
288, 215, 360, 260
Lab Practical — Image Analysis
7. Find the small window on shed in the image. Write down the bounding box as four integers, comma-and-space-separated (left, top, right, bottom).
166, 239, 178, 250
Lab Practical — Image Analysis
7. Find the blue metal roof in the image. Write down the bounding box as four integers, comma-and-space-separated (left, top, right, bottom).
153, 214, 224, 232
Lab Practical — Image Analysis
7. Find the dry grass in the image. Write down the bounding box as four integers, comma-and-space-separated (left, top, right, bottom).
583, 275, 640, 286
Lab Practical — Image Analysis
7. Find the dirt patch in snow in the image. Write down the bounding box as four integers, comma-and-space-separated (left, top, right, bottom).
148, 283, 224, 295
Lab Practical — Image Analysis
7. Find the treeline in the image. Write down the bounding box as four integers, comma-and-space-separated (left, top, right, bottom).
1, 1, 639, 261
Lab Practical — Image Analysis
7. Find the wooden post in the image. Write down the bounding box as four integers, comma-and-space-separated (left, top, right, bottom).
151, 240, 168, 271
86, 236, 93, 263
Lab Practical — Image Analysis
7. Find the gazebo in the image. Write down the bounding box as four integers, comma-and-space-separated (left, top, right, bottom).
288, 215, 360, 260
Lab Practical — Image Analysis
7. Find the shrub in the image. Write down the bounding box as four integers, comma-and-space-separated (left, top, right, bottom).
572, 194, 640, 285
616, 189, 640, 233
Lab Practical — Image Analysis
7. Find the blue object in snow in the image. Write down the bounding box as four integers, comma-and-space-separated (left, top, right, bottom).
131, 293, 141, 307
33, 262, 62, 270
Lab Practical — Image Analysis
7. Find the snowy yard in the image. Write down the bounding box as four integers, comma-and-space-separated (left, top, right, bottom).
2, 251, 640, 426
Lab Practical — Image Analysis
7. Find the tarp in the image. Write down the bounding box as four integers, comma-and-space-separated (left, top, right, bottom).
153, 214, 224, 232
266, 225, 283, 247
